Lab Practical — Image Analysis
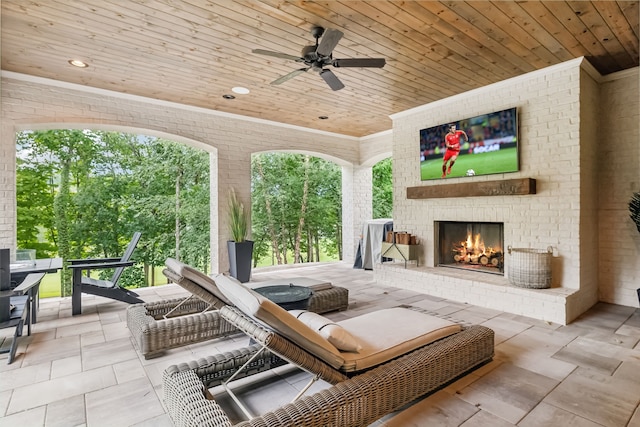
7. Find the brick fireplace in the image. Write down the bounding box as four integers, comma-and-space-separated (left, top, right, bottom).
375, 176, 584, 325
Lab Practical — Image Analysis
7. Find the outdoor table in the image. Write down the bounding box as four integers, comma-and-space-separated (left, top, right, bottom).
254, 284, 312, 311
10, 257, 63, 282
9, 257, 62, 323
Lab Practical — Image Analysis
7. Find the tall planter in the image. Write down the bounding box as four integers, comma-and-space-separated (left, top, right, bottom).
228, 240, 254, 283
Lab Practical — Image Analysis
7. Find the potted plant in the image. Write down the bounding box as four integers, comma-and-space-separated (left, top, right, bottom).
630, 192, 640, 305
227, 188, 254, 282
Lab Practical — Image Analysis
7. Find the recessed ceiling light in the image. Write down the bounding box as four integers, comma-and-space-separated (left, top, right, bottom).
232, 87, 250, 95
222, 94, 236, 100
68, 59, 88, 68
319, 116, 329, 120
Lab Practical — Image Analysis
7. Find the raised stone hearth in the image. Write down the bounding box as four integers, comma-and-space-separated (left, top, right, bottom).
375, 264, 578, 325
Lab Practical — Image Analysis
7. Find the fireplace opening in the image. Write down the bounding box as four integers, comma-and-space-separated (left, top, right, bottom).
436, 221, 504, 275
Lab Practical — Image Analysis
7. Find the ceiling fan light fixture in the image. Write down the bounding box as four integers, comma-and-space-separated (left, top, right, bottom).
232, 86, 250, 94
252, 26, 385, 91
68, 59, 88, 68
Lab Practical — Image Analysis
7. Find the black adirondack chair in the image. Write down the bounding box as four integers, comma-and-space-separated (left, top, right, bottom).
70, 232, 144, 315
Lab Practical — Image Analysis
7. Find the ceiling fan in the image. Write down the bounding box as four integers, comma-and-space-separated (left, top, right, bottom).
252, 26, 386, 91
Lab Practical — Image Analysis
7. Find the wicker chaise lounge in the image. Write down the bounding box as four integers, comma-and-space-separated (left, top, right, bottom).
127, 259, 237, 359
162, 274, 495, 426
127, 259, 349, 359
126, 273, 239, 360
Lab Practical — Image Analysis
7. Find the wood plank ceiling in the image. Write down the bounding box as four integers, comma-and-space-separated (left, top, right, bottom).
1, 1, 638, 137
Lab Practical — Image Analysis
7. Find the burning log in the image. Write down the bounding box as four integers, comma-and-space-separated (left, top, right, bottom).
490, 252, 503, 267
452, 241, 503, 268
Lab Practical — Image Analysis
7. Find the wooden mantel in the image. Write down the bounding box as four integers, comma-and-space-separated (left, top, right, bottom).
407, 178, 536, 199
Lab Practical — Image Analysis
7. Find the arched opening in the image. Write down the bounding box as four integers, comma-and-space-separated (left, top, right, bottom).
15, 127, 217, 297
250, 151, 345, 266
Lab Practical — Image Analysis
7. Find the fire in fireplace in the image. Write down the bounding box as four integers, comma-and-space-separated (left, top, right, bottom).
436, 221, 504, 275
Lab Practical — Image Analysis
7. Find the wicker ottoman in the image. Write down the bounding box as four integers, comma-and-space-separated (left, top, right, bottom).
127, 280, 349, 359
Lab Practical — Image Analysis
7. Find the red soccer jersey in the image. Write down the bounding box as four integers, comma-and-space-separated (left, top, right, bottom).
445, 131, 465, 150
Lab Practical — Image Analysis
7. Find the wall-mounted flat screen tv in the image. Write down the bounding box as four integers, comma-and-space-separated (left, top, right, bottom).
419, 107, 519, 180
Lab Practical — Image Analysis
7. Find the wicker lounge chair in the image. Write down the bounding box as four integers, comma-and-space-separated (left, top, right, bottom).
127, 258, 239, 359
127, 260, 349, 359
163, 307, 494, 427
162, 274, 495, 426
126, 270, 239, 359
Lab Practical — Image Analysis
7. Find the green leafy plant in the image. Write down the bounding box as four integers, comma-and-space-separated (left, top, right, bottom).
229, 188, 248, 242
630, 192, 640, 233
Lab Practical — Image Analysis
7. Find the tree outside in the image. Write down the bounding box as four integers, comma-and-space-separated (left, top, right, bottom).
251, 154, 393, 265
17, 130, 210, 296
251, 153, 343, 265
372, 157, 393, 219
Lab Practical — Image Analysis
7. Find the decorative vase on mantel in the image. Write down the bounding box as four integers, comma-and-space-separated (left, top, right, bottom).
227, 188, 253, 283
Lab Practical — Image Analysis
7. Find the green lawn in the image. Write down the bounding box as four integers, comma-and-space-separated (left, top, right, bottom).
420, 147, 518, 180
38, 255, 340, 298
254, 253, 339, 267
39, 266, 170, 298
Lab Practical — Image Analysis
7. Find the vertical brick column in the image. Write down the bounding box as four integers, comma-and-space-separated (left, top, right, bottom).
0, 121, 17, 251
342, 164, 372, 264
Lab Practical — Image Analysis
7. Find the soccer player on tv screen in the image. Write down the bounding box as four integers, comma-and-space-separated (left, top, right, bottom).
442, 124, 468, 178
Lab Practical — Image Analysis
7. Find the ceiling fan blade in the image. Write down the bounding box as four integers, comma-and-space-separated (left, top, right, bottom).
316, 28, 343, 57
252, 49, 303, 62
271, 68, 308, 85
319, 69, 345, 91
332, 58, 386, 68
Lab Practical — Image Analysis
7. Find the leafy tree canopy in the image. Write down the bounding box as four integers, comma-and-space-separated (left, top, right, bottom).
16, 130, 211, 292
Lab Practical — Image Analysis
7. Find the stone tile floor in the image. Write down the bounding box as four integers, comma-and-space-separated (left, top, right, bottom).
1, 262, 639, 426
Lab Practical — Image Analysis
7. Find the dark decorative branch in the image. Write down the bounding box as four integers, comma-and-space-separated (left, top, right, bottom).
630, 192, 640, 233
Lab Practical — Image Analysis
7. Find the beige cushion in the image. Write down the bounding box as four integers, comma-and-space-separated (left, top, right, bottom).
338, 308, 462, 372
289, 310, 362, 352
165, 258, 233, 306
213, 274, 344, 369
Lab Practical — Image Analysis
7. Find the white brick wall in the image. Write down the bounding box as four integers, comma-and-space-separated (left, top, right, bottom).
598, 69, 640, 307
576, 68, 601, 316
389, 60, 583, 282
379, 59, 640, 324
359, 130, 392, 166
